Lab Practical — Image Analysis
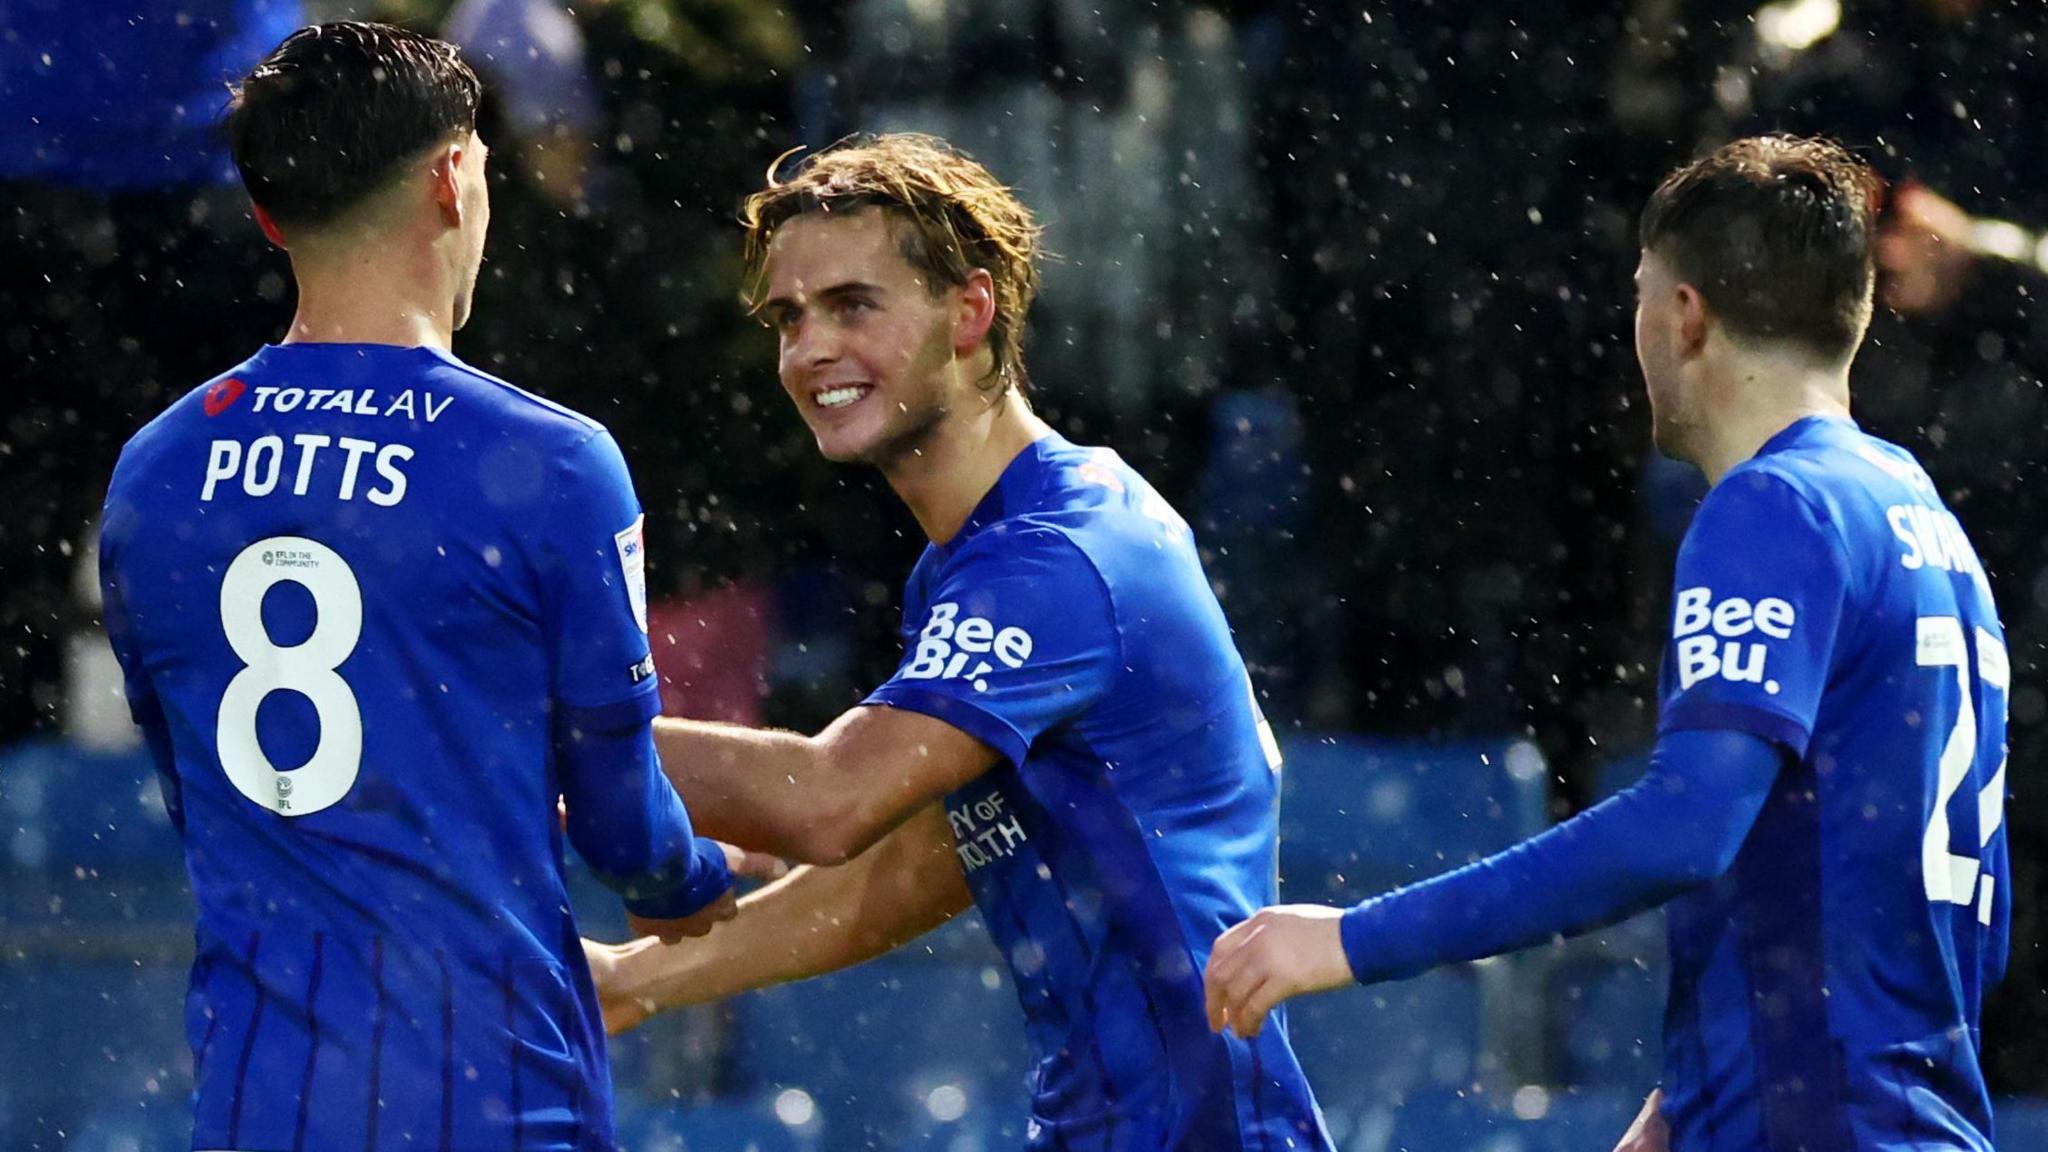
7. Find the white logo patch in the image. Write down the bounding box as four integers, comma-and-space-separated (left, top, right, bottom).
1673, 585, 1796, 694
614, 514, 648, 634
947, 788, 1030, 874
902, 601, 1033, 691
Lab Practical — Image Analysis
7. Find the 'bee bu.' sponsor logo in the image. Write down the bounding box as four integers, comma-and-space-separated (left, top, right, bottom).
1673, 585, 1796, 694
903, 602, 1032, 690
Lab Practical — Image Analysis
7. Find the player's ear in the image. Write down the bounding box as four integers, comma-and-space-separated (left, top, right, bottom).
430, 140, 466, 228
953, 268, 997, 357
251, 202, 288, 250
1675, 281, 1711, 357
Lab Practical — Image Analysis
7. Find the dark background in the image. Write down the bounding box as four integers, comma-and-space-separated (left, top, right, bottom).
3, 0, 2044, 1118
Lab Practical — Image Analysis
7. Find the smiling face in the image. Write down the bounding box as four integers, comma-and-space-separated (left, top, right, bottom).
761, 208, 967, 466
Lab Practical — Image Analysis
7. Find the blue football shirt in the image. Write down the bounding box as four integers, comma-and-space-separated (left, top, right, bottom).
99, 344, 679, 1151
864, 434, 1333, 1152
1654, 416, 2008, 1151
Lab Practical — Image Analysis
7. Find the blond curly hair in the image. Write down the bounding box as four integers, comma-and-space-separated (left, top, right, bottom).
740, 133, 1045, 392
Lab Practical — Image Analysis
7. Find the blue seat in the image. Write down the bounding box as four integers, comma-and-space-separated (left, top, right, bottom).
0, 958, 192, 1148
0, 737, 190, 926
38, 1103, 189, 1152
1554, 948, 1665, 1090
1996, 1097, 2048, 1149
615, 1095, 818, 1152
1384, 1089, 1537, 1152
1277, 734, 1548, 905
1522, 1089, 1640, 1152
1275, 735, 1543, 1124
727, 918, 1032, 1149
1382, 1087, 1635, 1152
885, 1090, 1035, 1152
1287, 970, 1483, 1122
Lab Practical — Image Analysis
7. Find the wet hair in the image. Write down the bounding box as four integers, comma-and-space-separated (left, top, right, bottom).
739, 133, 1045, 392
226, 21, 482, 229
1640, 134, 1881, 361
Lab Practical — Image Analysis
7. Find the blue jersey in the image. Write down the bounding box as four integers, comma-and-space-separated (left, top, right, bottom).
100, 344, 677, 1151
1655, 416, 2009, 1152
864, 434, 1332, 1152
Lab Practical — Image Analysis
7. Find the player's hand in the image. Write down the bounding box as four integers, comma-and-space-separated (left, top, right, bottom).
1612, 1088, 1669, 1152
1203, 904, 1351, 1039
1878, 181, 1977, 317
628, 889, 737, 944
582, 935, 666, 1036
720, 839, 790, 884
620, 842, 781, 943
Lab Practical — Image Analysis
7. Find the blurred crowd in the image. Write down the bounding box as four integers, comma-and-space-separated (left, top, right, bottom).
4, 0, 2045, 1088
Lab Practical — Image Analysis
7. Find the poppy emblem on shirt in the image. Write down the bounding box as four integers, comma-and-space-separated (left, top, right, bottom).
204, 377, 248, 417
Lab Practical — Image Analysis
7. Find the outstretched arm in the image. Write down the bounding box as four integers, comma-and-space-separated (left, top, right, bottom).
652, 706, 1000, 866
586, 800, 973, 1033
1205, 727, 1784, 1037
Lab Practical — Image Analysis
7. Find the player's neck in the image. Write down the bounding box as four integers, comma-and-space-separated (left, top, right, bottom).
1695, 352, 1852, 485
280, 242, 458, 350
884, 388, 1050, 546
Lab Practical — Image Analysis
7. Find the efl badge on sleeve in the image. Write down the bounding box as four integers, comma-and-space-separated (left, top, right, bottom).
614, 514, 649, 633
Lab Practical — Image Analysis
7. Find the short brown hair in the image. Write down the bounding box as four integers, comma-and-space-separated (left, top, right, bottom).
1640, 134, 1881, 361
739, 134, 1044, 392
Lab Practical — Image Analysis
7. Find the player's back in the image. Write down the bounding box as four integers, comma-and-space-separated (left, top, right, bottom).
868, 434, 1330, 1151
100, 343, 634, 1151
1657, 416, 2007, 1152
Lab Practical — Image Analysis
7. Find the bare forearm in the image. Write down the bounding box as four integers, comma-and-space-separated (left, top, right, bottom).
652, 707, 999, 865
652, 716, 836, 859
620, 803, 972, 1011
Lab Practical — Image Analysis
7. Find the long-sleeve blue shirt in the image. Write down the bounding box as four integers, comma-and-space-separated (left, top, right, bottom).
1340, 728, 1780, 984
100, 342, 730, 1150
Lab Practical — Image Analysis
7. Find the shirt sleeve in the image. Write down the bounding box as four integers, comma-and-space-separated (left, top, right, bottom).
535, 428, 660, 731
98, 482, 184, 833
557, 713, 731, 919
1656, 469, 1851, 757
537, 428, 730, 917
863, 526, 1120, 767
1340, 728, 1783, 985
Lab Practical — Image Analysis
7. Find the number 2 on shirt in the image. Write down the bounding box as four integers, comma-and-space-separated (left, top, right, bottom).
216, 535, 364, 817
1917, 615, 2007, 924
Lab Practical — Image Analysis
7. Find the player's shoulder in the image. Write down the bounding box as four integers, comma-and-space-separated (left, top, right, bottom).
943, 437, 1209, 631
423, 348, 614, 447
110, 358, 262, 489
1011, 438, 1191, 554
1763, 416, 1931, 492
1720, 420, 1942, 547
1703, 419, 1890, 531
943, 516, 1101, 591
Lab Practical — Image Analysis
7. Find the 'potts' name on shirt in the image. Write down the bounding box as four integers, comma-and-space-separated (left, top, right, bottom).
949, 790, 1029, 874
902, 601, 1034, 690
1673, 586, 1795, 694
201, 435, 413, 506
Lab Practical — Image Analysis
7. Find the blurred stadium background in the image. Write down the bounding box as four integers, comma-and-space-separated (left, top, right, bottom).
4, 0, 2047, 1148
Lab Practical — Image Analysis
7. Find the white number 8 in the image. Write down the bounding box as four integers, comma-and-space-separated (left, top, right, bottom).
217, 536, 364, 817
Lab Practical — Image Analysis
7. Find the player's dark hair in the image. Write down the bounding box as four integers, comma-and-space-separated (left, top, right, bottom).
1640, 135, 1881, 361
226, 22, 481, 229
